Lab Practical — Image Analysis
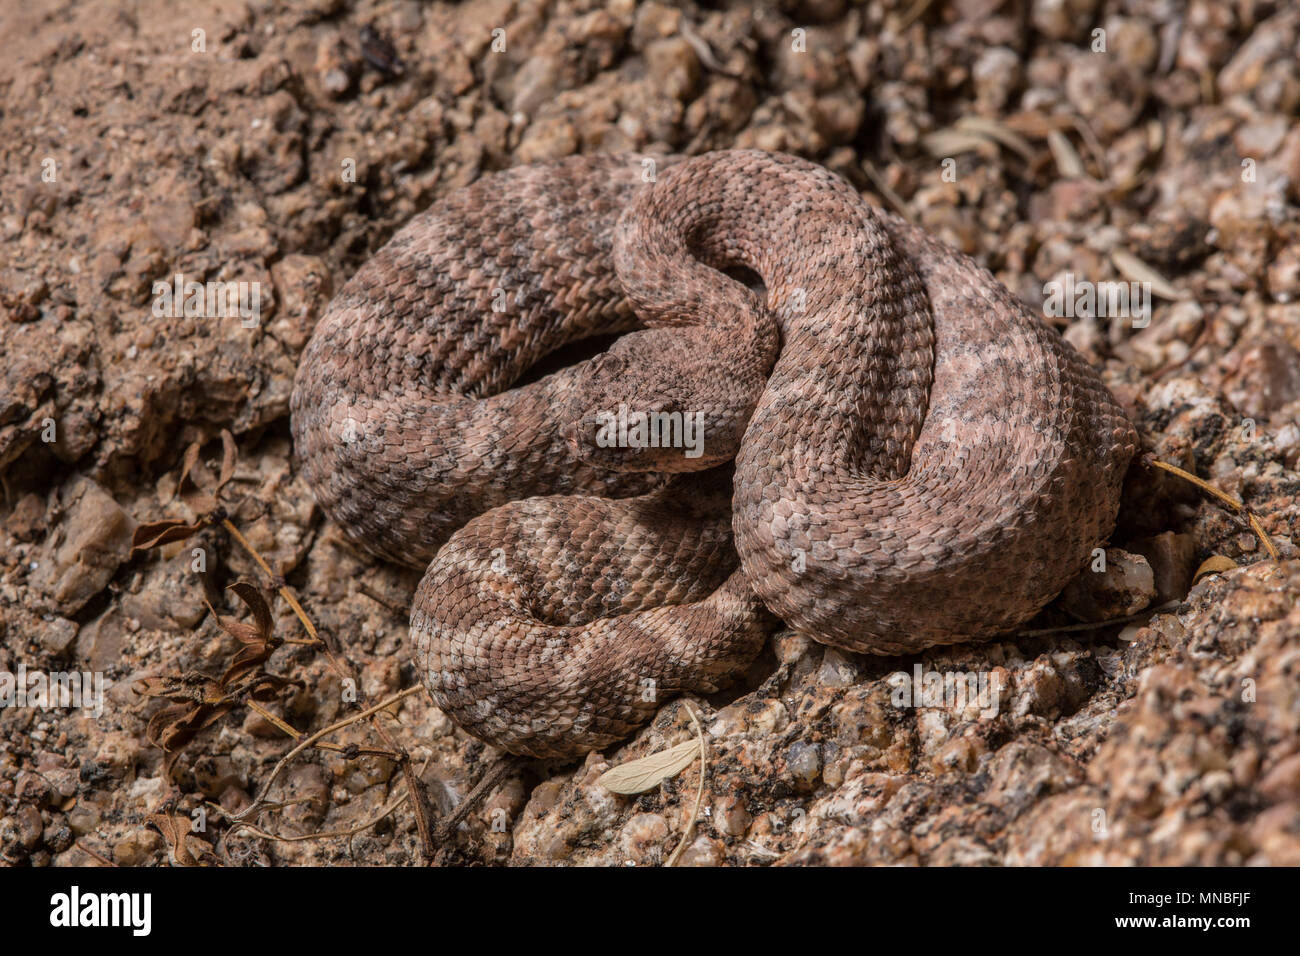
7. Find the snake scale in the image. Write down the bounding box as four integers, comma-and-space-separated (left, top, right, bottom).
290, 150, 1137, 758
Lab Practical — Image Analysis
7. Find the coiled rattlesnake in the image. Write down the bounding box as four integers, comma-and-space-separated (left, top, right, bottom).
290, 150, 1137, 758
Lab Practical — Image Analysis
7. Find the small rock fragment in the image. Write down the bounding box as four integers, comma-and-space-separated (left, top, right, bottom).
1059, 548, 1156, 621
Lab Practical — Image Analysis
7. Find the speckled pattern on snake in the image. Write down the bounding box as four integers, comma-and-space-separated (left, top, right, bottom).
289, 150, 1138, 759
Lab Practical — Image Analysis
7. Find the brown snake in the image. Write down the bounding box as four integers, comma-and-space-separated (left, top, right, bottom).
290, 150, 1137, 758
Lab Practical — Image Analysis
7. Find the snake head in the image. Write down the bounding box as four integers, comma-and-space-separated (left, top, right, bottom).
564, 344, 726, 473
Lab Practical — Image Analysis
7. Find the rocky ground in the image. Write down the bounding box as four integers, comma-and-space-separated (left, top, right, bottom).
2, 0, 1299, 866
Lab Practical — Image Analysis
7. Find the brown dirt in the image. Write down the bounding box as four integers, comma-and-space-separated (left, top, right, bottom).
2, 0, 1299, 866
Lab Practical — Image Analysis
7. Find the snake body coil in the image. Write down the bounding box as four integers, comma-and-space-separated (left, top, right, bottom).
290, 151, 1137, 758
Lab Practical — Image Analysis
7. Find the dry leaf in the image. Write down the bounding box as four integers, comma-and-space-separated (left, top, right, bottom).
1111, 248, 1184, 301
135, 673, 236, 774
1047, 129, 1086, 178
1146, 119, 1164, 153
132, 430, 239, 554
147, 812, 217, 867
1002, 110, 1075, 138
954, 116, 1036, 162
1193, 555, 1238, 583
209, 582, 282, 689
131, 518, 206, 554
176, 429, 239, 514
920, 128, 999, 159
133, 584, 293, 776
598, 738, 702, 795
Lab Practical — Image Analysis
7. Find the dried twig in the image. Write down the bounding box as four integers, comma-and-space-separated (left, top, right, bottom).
222, 516, 437, 859
221, 789, 410, 846
431, 755, 522, 864
358, 580, 408, 615
221, 517, 319, 641
898, 0, 935, 31
1144, 455, 1279, 560
234, 686, 422, 822
1018, 599, 1182, 638
861, 160, 914, 222
665, 705, 708, 868
679, 18, 742, 78
74, 840, 118, 867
